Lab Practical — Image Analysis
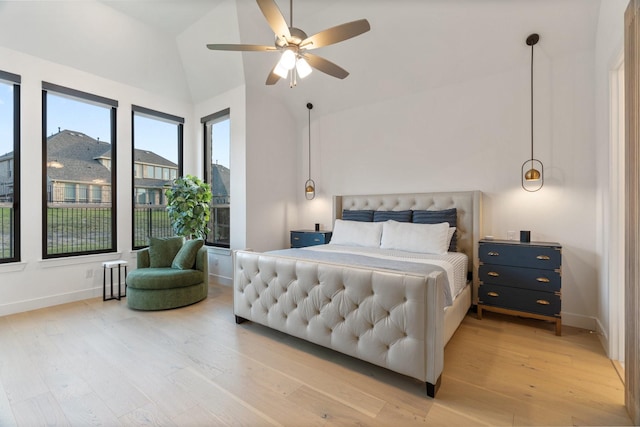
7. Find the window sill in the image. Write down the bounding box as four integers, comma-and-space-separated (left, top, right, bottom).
39, 252, 125, 268
207, 247, 231, 256
0, 262, 27, 273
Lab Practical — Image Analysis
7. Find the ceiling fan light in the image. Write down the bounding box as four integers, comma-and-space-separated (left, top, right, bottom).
274, 62, 289, 79
296, 57, 312, 78
278, 49, 296, 70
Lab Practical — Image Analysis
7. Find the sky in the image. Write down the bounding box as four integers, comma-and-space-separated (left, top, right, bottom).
0, 83, 13, 157
0, 85, 231, 169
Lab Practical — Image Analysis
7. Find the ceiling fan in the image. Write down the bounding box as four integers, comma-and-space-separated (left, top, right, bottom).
206, 0, 371, 87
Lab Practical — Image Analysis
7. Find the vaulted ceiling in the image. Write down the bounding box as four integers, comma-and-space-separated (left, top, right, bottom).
0, 0, 601, 121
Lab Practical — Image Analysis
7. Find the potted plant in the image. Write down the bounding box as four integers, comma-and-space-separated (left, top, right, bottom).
165, 175, 213, 239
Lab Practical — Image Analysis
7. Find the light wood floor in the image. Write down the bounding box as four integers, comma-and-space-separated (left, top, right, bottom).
0, 282, 631, 426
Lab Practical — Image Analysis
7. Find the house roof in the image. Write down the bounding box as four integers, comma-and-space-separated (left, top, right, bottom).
46, 129, 177, 185
211, 163, 230, 197
132, 148, 177, 168
47, 130, 112, 184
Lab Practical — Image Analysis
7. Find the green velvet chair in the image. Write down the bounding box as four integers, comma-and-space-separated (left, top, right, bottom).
126, 237, 209, 310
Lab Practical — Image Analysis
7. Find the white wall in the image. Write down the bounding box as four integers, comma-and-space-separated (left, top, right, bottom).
594, 0, 629, 358
0, 46, 194, 316
244, 84, 299, 252
295, 45, 599, 329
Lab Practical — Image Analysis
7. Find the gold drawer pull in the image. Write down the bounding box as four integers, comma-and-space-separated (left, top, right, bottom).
536, 255, 550, 260
536, 277, 550, 283
487, 292, 499, 297
536, 299, 550, 305
488, 251, 499, 256
487, 271, 499, 277
313, 238, 320, 242
293, 237, 300, 240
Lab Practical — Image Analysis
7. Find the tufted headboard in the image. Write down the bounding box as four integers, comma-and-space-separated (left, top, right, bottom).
333, 191, 483, 298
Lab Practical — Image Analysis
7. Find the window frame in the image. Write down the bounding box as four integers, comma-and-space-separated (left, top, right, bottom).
202, 108, 231, 249
41, 82, 118, 259
0, 70, 21, 264
131, 105, 184, 250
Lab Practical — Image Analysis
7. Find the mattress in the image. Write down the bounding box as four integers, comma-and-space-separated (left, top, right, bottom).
268, 244, 468, 306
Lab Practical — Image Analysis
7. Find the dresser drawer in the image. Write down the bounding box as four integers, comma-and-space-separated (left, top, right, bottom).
479, 284, 561, 317
479, 242, 561, 269
479, 264, 561, 292
290, 231, 332, 248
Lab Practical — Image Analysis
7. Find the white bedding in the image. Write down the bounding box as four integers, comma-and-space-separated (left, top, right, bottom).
302, 244, 469, 303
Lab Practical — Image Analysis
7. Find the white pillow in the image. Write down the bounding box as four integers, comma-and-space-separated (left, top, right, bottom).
380, 220, 450, 254
330, 219, 383, 248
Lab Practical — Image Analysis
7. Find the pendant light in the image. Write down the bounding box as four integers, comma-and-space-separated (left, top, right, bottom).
521, 33, 544, 192
304, 102, 315, 200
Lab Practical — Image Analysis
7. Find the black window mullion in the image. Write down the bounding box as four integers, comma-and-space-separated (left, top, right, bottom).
110, 106, 117, 253
11, 83, 20, 263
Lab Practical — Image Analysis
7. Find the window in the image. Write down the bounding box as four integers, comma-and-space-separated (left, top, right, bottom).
42, 82, 117, 258
0, 70, 20, 263
131, 105, 183, 249
203, 109, 230, 248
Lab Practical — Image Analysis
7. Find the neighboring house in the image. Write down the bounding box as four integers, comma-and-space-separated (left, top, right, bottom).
211, 162, 230, 204
0, 151, 13, 202
209, 162, 230, 246
1, 129, 178, 205
131, 148, 178, 205
46, 130, 113, 204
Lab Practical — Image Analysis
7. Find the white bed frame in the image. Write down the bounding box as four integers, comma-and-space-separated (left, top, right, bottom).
233, 191, 482, 397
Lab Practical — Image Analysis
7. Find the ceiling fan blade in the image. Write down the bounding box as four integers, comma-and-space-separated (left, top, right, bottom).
301, 19, 370, 50
256, 0, 291, 43
303, 53, 349, 79
266, 68, 281, 85
207, 44, 276, 52
302, 53, 349, 79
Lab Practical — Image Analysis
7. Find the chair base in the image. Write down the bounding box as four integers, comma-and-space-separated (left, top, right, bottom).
126, 281, 208, 311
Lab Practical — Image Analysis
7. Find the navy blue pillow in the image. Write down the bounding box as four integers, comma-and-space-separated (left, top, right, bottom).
412, 208, 458, 251
342, 209, 374, 222
373, 210, 412, 222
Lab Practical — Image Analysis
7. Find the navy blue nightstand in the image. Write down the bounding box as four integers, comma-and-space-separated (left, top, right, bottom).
290, 230, 332, 248
477, 239, 562, 335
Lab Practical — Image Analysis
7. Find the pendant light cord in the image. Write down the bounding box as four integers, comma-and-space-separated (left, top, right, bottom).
530, 40, 534, 164
308, 103, 311, 180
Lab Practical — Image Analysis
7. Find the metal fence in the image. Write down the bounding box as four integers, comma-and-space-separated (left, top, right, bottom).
206, 205, 230, 247
133, 205, 174, 248
0, 205, 14, 260
46, 205, 112, 255
3, 202, 229, 258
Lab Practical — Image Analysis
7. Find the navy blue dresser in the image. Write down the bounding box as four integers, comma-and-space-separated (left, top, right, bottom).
290, 230, 332, 248
478, 239, 562, 335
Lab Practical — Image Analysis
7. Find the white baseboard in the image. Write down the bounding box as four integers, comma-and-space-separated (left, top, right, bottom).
561, 311, 597, 331
595, 316, 611, 358
0, 286, 103, 317
210, 273, 232, 286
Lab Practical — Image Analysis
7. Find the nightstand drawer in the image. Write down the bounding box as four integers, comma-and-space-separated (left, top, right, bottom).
479, 264, 561, 292
479, 242, 561, 269
479, 284, 561, 317
290, 231, 332, 248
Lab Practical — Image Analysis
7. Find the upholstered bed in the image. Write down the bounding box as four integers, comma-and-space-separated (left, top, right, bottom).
233, 191, 482, 397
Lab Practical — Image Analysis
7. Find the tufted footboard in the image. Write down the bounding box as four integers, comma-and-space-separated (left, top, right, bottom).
233, 249, 446, 397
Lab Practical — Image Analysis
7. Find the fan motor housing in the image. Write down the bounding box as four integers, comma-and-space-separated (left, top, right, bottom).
275, 27, 308, 48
